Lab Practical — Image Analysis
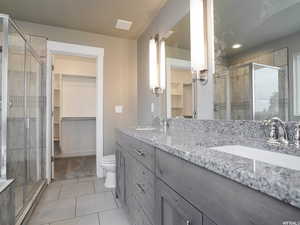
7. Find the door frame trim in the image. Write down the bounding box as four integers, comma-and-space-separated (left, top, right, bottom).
46, 41, 104, 182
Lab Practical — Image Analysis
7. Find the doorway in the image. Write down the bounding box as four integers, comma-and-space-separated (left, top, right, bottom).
166, 58, 194, 119
46, 41, 104, 182
52, 55, 98, 180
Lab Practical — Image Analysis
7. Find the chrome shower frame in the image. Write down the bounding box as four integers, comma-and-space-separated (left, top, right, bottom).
0, 14, 44, 179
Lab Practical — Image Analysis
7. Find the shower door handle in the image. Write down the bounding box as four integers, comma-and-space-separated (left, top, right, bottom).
8, 100, 13, 108
26, 118, 30, 129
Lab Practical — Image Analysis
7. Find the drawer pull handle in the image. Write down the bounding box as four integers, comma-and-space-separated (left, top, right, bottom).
136, 183, 145, 193
186, 220, 192, 225
135, 149, 145, 157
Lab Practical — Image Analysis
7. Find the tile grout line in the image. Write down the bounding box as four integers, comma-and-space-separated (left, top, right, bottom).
75, 196, 78, 217
57, 183, 63, 200
110, 190, 121, 209
93, 180, 96, 194
97, 212, 101, 225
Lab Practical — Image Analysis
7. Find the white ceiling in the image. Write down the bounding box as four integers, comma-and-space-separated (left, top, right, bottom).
0, 0, 167, 39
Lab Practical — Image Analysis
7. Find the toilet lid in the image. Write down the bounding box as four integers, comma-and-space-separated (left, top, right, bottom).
103, 154, 115, 163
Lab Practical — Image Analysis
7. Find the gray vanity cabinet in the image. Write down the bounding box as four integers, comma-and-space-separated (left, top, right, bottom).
116, 133, 155, 225
116, 145, 126, 204
156, 179, 203, 225
117, 131, 300, 225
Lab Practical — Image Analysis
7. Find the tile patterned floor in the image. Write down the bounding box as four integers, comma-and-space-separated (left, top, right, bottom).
28, 177, 131, 225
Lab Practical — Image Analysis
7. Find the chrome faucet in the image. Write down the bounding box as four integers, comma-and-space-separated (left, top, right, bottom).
263, 117, 289, 145
294, 123, 300, 148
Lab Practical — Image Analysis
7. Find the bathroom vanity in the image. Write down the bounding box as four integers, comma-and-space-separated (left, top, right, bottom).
116, 121, 300, 225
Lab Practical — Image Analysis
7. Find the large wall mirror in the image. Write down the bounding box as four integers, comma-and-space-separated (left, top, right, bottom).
162, 0, 300, 121
163, 14, 193, 119
214, 0, 300, 121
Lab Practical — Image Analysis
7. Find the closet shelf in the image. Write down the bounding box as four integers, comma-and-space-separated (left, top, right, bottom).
62, 73, 96, 79
172, 107, 183, 109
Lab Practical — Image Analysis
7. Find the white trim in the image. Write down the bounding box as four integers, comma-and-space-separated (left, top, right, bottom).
166, 58, 191, 118
46, 41, 104, 182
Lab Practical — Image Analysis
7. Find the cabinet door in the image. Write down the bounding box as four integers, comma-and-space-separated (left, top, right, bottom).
156, 180, 203, 225
116, 147, 126, 204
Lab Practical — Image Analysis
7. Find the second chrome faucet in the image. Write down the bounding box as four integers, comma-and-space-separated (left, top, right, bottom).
264, 117, 300, 148
263, 117, 289, 145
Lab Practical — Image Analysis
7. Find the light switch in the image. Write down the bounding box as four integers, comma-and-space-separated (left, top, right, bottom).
151, 103, 155, 113
115, 105, 123, 113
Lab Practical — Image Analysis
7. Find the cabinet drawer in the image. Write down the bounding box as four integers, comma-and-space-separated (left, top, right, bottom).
132, 158, 155, 224
117, 132, 155, 171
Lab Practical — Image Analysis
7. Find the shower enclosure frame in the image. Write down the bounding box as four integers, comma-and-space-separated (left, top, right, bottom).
0, 13, 44, 179
0, 14, 9, 178
230, 62, 281, 120
0, 14, 47, 223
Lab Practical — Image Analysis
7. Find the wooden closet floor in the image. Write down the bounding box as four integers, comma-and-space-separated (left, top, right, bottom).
54, 156, 96, 180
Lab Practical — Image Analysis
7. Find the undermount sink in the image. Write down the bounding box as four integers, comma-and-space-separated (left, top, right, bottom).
135, 127, 156, 131
210, 145, 300, 171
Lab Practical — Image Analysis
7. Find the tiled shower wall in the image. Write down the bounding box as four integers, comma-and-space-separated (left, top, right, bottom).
214, 47, 289, 120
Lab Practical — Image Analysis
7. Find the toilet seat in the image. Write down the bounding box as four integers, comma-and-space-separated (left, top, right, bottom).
102, 154, 116, 188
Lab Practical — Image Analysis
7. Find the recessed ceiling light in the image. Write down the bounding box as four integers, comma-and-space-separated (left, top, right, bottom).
232, 43, 242, 49
115, 19, 132, 31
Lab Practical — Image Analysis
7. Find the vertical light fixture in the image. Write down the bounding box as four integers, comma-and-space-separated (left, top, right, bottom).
190, 0, 209, 84
149, 36, 165, 96
149, 38, 158, 92
159, 40, 166, 90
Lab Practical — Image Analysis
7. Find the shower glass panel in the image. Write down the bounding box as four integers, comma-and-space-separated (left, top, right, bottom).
7, 21, 27, 215
230, 64, 251, 120
0, 15, 46, 219
253, 64, 280, 120
0, 18, 3, 177
29, 35, 47, 180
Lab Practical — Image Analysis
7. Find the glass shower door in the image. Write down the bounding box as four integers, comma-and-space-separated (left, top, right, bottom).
6, 21, 27, 216
24, 48, 42, 205
5, 19, 45, 217
252, 63, 280, 120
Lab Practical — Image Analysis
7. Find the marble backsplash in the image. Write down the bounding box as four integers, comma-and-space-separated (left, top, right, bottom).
168, 118, 300, 144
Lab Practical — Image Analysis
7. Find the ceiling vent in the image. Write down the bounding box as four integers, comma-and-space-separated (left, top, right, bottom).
115, 19, 132, 31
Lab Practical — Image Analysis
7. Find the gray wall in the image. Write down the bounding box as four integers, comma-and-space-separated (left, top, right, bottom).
137, 0, 190, 124
61, 119, 96, 156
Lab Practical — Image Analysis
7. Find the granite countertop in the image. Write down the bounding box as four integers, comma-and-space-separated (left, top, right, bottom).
118, 127, 300, 209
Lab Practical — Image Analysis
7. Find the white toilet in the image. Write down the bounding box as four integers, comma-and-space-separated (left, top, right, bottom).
102, 154, 116, 188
